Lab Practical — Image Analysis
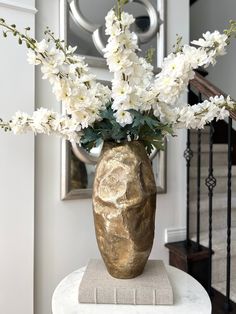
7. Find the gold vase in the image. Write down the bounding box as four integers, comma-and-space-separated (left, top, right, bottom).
93, 141, 157, 279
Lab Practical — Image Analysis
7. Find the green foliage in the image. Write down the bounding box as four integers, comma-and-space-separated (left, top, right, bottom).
145, 48, 156, 65
80, 104, 173, 155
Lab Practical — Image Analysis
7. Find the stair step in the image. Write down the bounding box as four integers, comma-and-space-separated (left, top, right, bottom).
190, 129, 210, 144
190, 193, 236, 212
191, 144, 228, 167
191, 227, 236, 283
191, 144, 228, 153
190, 174, 236, 194
190, 165, 236, 178
212, 279, 236, 303
189, 137, 236, 289
192, 226, 236, 244
190, 208, 236, 233
212, 256, 236, 283
192, 227, 236, 258
213, 257, 236, 284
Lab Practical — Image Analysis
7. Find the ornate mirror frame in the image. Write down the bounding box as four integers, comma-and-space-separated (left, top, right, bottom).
60, 0, 167, 200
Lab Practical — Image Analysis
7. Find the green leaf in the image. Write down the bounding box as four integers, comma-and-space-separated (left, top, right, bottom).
142, 141, 154, 155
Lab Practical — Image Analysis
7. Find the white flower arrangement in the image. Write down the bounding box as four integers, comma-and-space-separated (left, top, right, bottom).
1, 0, 236, 153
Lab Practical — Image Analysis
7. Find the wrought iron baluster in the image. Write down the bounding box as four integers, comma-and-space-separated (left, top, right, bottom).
184, 130, 193, 245
196, 129, 202, 250
205, 123, 216, 295
196, 93, 203, 251
224, 117, 233, 313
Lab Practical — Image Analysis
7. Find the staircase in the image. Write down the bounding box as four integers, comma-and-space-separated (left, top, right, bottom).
164, 71, 236, 312
189, 127, 236, 302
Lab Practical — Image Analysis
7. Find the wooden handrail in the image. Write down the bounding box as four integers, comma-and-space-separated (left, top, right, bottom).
190, 72, 236, 121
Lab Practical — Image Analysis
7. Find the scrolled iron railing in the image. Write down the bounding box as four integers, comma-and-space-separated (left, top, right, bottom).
186, 71, 236, 312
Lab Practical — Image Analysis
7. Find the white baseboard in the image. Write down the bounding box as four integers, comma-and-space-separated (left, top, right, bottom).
165, 227, 186, 243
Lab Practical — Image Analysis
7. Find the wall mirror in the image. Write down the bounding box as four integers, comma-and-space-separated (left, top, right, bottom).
60, 0, 167, 200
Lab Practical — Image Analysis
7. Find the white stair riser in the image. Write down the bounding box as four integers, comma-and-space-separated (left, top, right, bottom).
190, 177, 236, 194
190, 210, 236, 233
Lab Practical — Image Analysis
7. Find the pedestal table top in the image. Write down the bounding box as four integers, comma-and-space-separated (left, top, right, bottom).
52, 264, 212, 314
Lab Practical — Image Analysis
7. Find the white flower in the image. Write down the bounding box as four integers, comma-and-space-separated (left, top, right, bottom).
105, 10, 118, 35
153, 102, 178, 124
66, 45, 77, 54
27, 49, 41, 65
120, 12, 135, 28
139, 57, 154, 73
173, 95, 234, 130
7, 109, 83, 143
52, 50, 66, 66
106, 51, 133, 72
112, 81, 132, 104
154, 75, 183, 105
35, 39, 48, 53
41, 63, 59, 82
3, 8, 236, 147
105, 18, 121, 37
31, 108, 53, 134
225, 95, 235, 108
182, 45, 208, 68
192, 31, 228, 65
104, 9, 154, 116
10, 112, 30, 134
114, 110, 133, 127
192, 31, 227, 53
72, 111, 91, 129
163, 53, 186, 76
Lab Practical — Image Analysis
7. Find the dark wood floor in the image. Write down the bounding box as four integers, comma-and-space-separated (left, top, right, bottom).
212, 289, 236, 314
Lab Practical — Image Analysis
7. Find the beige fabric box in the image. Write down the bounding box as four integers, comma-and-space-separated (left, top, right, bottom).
79, 259, 173, 305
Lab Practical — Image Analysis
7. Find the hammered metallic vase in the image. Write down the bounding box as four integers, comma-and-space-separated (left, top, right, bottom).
93, 141, 157, 279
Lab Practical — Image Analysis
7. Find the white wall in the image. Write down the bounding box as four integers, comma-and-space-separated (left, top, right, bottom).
0, 1, 35, 314
34, 1, 189, 313
191, 0, 236, 99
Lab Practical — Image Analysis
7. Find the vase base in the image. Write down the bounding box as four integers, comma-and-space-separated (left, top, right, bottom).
107, 267, 144, 279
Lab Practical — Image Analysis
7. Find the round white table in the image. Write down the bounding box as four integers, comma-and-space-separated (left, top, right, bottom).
52, 265, 212, 314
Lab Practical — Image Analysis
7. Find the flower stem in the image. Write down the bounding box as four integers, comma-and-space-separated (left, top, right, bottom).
116, 0, 129, 19
0, 19, 36, 49
224, 20, 236, 44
